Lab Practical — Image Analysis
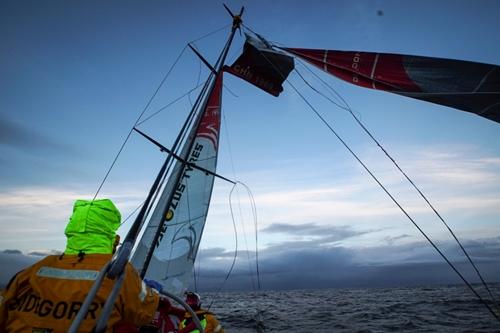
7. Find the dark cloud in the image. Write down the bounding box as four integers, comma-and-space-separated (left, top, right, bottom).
0, 116, 84, 187
2, 249, 23, 254
459, 237, 500, 259
0, 116, 68, 152
2, 238, 500, 292
262, 223, 372, 243
384, 234, 412, 245
192, 237, 500, 291
198, 247, 232, 258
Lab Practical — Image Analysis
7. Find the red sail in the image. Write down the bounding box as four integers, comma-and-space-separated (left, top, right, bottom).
285, 48, 500, 123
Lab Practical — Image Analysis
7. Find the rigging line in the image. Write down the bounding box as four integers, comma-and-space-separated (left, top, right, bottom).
238, 185, 258, 292
295, 60, 348, 110
207, 182, 240, 311
251, 41, 500, 322
136, 83, 204, 126
119, 202, 144, 227
294, 64, 497, 303
223, 83, 239, 98
188, 43, 203, 108
92, 45, 188, 201
224, 180, 258, 292
190, 60, 202, 108
237, 181, 262, 291
189, 24, 231, 44
222, 43, 245, 98
294, 58, 363, 120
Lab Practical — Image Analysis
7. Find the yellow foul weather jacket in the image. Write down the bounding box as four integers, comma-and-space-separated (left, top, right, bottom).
0, 253, 159, 333
180, 309, 224, 333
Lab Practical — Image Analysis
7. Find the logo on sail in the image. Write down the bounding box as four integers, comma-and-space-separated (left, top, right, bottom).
197, 105, 220, 149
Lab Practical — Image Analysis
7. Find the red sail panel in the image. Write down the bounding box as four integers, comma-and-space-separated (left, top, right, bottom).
286, 48, 500, 123
197, 74, 222, 148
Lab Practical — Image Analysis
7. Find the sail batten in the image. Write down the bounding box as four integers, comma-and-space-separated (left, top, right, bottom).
286, 48, 500, 123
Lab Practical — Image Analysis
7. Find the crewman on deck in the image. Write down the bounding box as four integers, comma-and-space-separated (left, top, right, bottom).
0, 199, 166, 332
179, 291, 224, 333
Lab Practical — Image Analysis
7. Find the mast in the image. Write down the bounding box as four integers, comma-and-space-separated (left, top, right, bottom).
136, 7, 244, 278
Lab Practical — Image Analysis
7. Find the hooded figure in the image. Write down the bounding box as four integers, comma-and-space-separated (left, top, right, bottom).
0, 199, 160, 333
64, 199, 122, 255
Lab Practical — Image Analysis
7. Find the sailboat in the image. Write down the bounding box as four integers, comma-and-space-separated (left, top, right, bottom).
11, 3, 497, 332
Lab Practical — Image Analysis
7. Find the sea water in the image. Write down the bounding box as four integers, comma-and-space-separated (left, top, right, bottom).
202, 284, 500, 332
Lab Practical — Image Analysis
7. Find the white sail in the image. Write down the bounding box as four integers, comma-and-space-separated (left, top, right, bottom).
131, 74, 223, 295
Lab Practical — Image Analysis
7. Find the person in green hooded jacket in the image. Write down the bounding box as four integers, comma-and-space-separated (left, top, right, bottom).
0, 199, 161, 333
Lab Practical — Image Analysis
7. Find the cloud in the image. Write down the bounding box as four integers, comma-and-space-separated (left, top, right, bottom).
191, 236, 500, 291
261, 223, 376, 246
0, 184, 149, 251
263, 222, 370, 238
2, 249, 22, 255
384, 234, 412, 245
0, 116, 67, 152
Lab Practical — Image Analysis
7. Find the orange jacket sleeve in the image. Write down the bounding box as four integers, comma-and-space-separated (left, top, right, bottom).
206, 313, 224, 333
119, 263, 159, 326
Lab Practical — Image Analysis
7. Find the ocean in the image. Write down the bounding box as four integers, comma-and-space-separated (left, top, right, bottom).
202, 284, 500, 332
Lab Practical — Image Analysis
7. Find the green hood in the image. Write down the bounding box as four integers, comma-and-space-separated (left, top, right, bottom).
64, 199, 121, 255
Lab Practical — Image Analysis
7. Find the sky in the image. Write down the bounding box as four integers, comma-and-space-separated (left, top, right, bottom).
1, 0, 500, 294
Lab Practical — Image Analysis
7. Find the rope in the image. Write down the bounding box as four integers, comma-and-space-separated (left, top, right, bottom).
189, 24, 231, 44
294, 62, 497, 303
206, 182, 239, 311
119, 202, 144, 227
237, 182, 261, 290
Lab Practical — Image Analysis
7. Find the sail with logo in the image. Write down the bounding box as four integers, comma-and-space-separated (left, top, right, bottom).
131, 74, 223, 295
284, 48, 500, 123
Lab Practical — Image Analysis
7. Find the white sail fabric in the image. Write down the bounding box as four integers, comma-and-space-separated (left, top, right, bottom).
131, 74, 223, 295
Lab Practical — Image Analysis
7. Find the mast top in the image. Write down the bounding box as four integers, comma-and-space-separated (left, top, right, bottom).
223, 4, 244, 30
232, 14, 243, 29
